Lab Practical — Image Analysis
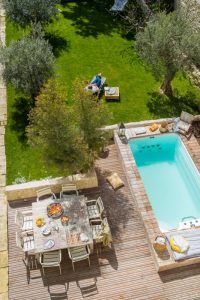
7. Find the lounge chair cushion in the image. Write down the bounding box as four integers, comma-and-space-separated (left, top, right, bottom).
178, 121, 191, 132
180, 111, 194, 124
170, 235, 189, 253
106, 173, 124, 190
134, 127, 147, 135
149, 123, 159, 132
166, 228, 200, 261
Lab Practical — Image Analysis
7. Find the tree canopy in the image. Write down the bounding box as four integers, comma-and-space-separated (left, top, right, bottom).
26, 79, 92, 173
72, 81, 112, 155
0, 33, 54, 99
4, 0, 60, 27
135, 4, 200, 96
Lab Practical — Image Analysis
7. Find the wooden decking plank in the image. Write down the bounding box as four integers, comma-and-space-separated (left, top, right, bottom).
8, 143, 200, 299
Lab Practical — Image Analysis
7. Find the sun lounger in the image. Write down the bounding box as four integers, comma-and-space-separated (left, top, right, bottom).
110, 0, 128, 12
86, 75, 106, 97
173, 111, 194, 135
165, 228, 200, 261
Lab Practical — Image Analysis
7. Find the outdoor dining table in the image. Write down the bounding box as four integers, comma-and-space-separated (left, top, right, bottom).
32, 195, 93, 254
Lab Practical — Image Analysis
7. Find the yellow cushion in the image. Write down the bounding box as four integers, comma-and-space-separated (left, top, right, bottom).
106, 173, 124, 190
170, 236, 189, 253
149, 123, 159, 132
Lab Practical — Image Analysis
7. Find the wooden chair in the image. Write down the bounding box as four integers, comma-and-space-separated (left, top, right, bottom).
60, 183, 79, 198
68, 245, 90, 271
39, 250, 62, 275
86, 197, 104, 220
36, 187, 56, 202
15, 210, 33, 233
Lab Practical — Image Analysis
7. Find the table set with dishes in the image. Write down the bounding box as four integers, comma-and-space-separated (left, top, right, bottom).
32, 195, 93, 253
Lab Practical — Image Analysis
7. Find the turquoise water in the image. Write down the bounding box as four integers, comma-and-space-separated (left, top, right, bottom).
129, 134, 200, 232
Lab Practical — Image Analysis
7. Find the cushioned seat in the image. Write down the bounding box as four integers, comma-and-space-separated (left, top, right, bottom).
106, 173, 124, 190
166, 228, 200, 261
173, 111, 194, 134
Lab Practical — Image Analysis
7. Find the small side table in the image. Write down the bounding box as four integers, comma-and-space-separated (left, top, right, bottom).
105, 87, 120, 101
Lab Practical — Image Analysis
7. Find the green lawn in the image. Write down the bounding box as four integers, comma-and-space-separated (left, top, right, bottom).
6, 1, 200, 184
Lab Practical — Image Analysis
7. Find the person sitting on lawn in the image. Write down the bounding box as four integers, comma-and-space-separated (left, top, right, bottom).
86, 73, 102, 94
90, 73, 102, 88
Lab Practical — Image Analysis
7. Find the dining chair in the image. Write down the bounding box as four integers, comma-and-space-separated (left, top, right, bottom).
16, 231, 38, 270
36, 187, 57, 202
15, 209, 33, 233
90, 217, 111, 254
60, 183, 79, 198
68, 245, 90, 271
86, 197, 104, 220
39, 250, 62, 275
16, 231, 35, 252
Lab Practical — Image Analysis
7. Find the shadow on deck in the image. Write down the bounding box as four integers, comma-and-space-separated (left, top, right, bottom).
8, 144, 200, 300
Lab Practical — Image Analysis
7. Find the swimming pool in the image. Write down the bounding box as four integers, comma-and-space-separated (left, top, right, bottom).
129, 133, 200, 232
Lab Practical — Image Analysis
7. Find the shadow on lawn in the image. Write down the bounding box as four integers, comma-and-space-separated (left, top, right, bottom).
45, 31, 70, 57
11, 96, 33, 142
147, 90, 199, 118
61, 0, 123, 38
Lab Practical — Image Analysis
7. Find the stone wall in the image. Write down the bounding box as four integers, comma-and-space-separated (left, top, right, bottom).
0, 0, 8, 299
6, 169, 98, 201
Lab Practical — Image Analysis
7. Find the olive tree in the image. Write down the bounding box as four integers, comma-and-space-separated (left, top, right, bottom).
4, 0, 60, 27
135, 3, 200, 97
0, 34, 54, 99
26, 79, 93, 173
72, 81, 112, 155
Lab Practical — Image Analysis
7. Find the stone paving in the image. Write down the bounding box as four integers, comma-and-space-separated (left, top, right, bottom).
0, 0, 8, 299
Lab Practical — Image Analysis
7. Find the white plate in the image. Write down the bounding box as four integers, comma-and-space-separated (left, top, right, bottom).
108, 87, 116, 95
44, 239, 55, 249
80, 233, 89, 242
42, 226, 51, 236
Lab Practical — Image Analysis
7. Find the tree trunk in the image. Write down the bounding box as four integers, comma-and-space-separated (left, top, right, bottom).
136, 0, 152, 16
160, 71, 176, 97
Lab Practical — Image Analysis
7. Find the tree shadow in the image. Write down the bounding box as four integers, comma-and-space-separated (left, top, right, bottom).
147, 90, 199, 118
10, 96, 33, 142
61, 0, 123, 38
45, 31, 70, 57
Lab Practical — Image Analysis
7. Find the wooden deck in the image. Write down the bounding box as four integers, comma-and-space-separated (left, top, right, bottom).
8, 143, 200, 300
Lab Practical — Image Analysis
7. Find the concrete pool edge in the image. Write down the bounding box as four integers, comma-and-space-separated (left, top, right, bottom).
115, 127, 200, 272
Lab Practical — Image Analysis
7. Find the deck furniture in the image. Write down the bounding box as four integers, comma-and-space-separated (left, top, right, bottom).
39, 250, 62, 275
86, 197, 104, 220
15, 210, 33, 233
105, 87, 120, 101
36, 187, 57, 202
68, 245, 90, 271
16, 231, 35, 252
60, 183, 79, 198
90, 217, 112, 254
173, 111, 194, 135
32, 195, 93, 253
85, 76, 106, 97
110, 0, 128, 11
106, 173, 124, 190
165, 228, 200, 261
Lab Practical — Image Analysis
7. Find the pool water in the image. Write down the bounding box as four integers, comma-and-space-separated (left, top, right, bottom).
129, 134, 200, 232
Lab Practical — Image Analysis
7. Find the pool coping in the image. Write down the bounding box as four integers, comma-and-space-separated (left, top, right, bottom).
115, 124, 200, 272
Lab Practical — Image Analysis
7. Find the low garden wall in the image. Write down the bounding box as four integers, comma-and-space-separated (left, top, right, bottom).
6, 169, 98, 201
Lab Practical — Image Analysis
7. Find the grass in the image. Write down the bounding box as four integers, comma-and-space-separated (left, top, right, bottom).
6, 1, 200, 184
